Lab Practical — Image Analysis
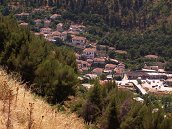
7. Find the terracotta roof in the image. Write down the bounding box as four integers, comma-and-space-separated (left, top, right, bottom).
93, 58, 105, 62
40, 28, 52, 31
68, 31, 79, 35
87, 63, 91, 67
87, 59, 93, 63
72, 36, 86, 41
166, 78, 172, 82
81, 61, 88, 64
76, 60, 82, 63
115, 50, 127, 54
82, 67, 88, 71
83, 48, 96, 52
92, 68, 103, 74
62, 31, 68, 35
52, 31, 61, 36
105, 64, 117, 68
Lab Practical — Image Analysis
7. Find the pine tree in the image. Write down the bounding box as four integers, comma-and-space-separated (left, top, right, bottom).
101, 94, 119, 129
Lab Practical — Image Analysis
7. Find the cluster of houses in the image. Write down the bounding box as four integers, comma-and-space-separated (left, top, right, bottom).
15, 11, 87, 47
117, 64, 172, 94
14, 9, 172, 94
37, 18, 86, 44
15, 10, 126, 81
76, 47, 125, 80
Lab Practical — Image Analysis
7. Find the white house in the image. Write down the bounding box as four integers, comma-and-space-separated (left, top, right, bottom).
83, 48, 96, 59
69, 24, 86, 33
72, 36, 86, 46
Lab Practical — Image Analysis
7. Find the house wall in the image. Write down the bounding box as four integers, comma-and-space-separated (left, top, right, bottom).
72, 39, 85, 46
83, 51, 95, 59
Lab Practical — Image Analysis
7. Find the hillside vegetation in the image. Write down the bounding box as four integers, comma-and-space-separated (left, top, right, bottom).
0, 69, 85, 129
0, 15, 78, 104
2, 0, 172, 28
71, 81, 172, 129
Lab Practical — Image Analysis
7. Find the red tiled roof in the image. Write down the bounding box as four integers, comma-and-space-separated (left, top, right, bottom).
94, 58, 105, 62
82, 67, 88, 71
87, 59, 93, 63
83, 48, 96, 52
68, 31, 79, 35
105, 64, 117, 68
81, 61, 88, 64
72, 36, 86, 40
92, 68, 103, 74
52, 31, 61, 36
40, 28, 52, 31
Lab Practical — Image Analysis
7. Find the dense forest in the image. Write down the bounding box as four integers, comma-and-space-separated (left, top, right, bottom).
1, 0, 171, 28
0, 14, 77, 104
57, 0, 172, 64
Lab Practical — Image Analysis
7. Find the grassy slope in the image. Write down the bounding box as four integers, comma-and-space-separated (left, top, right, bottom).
0, 69, 85, 129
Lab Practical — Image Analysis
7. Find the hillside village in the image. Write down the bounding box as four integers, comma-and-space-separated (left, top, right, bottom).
1, 1, 172, 128
9, 4, 172, 96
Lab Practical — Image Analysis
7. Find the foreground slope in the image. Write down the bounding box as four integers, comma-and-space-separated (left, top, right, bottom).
0, 69, 85, 129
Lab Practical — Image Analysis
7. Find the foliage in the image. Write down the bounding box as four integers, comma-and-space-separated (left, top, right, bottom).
72, 81, 172, 129
0, 15, 77, 103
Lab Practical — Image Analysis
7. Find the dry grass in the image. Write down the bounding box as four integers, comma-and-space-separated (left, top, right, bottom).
0, 69, 85, 129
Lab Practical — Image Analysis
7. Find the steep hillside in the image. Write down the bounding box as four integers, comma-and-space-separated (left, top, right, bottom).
2, 0, 172, 29
0, 69, 85, 129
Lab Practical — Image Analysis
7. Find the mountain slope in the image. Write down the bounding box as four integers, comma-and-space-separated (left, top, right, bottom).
4, 0, 172, 29
0, 69, 85, 129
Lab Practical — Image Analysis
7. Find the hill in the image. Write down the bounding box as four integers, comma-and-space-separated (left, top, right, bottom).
1, 0, 171, 66
0, 69, 85, 129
